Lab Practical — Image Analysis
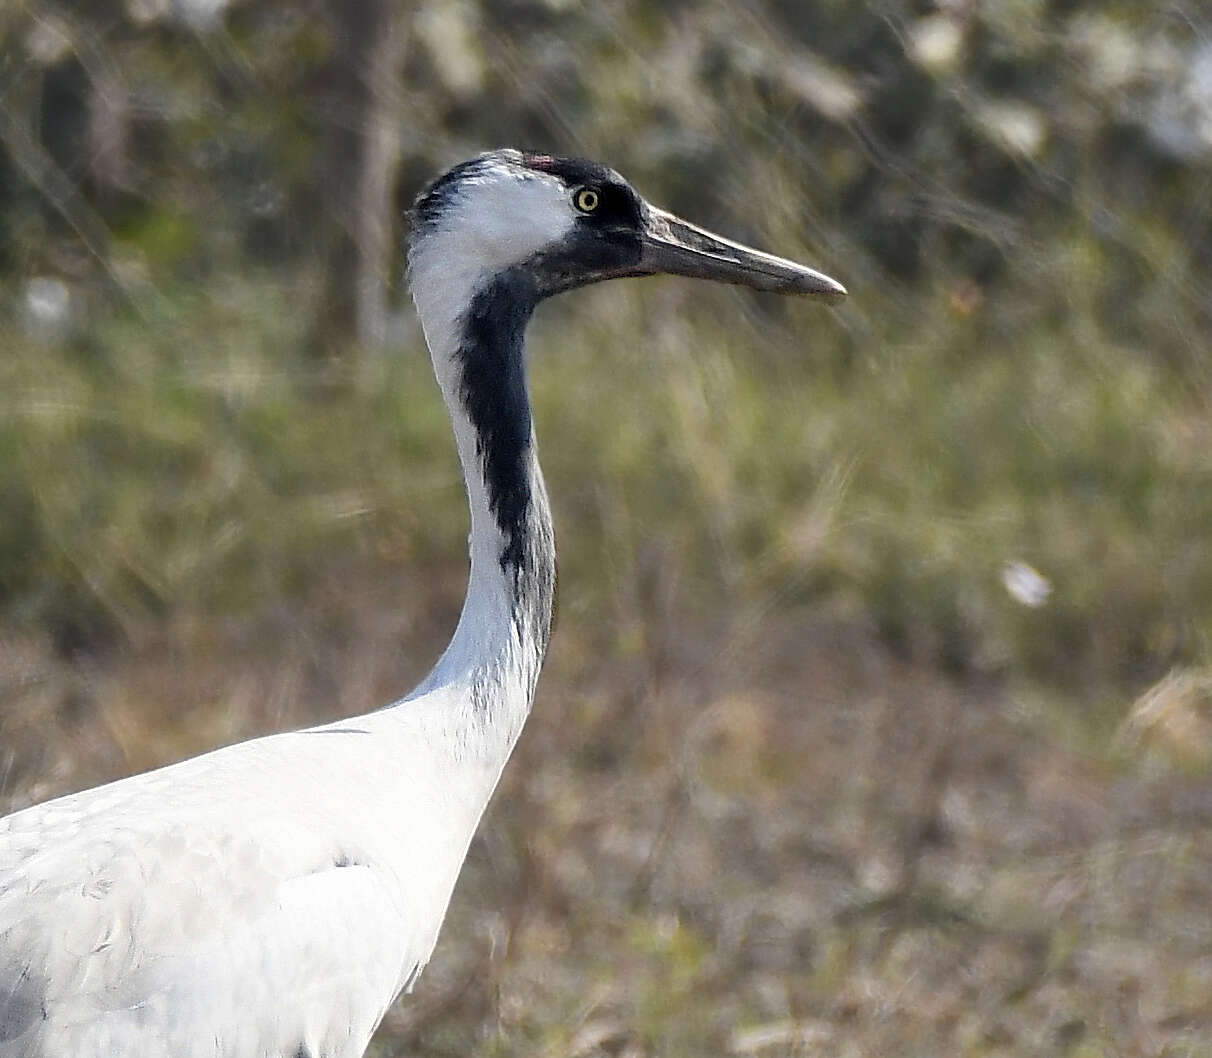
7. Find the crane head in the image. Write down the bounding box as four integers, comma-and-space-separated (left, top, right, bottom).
409, 149, 846, 304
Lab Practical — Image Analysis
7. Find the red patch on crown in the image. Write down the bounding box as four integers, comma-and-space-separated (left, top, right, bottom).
522, 153, 556, 171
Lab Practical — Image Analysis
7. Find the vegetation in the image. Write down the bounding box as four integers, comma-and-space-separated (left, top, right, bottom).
2, 2, 1211, 1055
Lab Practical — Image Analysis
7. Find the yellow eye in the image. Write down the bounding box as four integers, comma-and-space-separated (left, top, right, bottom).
573, 187, 600, 213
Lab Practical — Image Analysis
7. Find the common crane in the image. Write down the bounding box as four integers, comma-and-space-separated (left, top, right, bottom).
0, 149, 844, 1058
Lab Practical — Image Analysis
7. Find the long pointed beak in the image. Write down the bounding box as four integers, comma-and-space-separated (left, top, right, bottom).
639, 207, 846, 302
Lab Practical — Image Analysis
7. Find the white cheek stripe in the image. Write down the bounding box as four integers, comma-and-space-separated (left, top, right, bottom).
408, 164, 574, 336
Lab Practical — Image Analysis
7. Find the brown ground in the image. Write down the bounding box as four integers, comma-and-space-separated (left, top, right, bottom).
3, 566, 1210, 1057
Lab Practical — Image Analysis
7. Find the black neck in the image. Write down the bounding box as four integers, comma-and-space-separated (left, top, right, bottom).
456, 270, 555, 653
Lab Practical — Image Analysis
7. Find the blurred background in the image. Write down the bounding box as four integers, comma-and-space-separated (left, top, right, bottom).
2, 1, 1212, 1054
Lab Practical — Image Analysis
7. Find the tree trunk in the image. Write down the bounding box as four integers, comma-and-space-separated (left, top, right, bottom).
307, 0, 405, 359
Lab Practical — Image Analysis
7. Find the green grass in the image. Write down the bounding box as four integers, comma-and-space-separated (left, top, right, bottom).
3, 263, 1210, 700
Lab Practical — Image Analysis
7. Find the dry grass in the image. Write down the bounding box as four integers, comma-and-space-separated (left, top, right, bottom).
5, 571, 1210, 1057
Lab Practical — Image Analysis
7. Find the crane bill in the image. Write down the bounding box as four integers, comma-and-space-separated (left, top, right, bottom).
640, 207, 846, 301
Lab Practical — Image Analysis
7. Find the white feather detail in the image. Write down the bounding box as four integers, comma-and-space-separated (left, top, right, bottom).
0, 697, 497, 1057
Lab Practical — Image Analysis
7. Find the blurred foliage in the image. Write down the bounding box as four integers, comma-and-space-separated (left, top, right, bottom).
4, 2, 1212, 1056
2, 0, 1210, 696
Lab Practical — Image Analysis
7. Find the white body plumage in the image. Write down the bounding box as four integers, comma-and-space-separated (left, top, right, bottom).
2, 700, 489, 1057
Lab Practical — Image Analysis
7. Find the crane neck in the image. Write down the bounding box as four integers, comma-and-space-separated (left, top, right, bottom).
406, 259, 555, 755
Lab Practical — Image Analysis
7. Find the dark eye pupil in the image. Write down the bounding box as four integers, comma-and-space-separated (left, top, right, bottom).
576, 188, 599, 212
